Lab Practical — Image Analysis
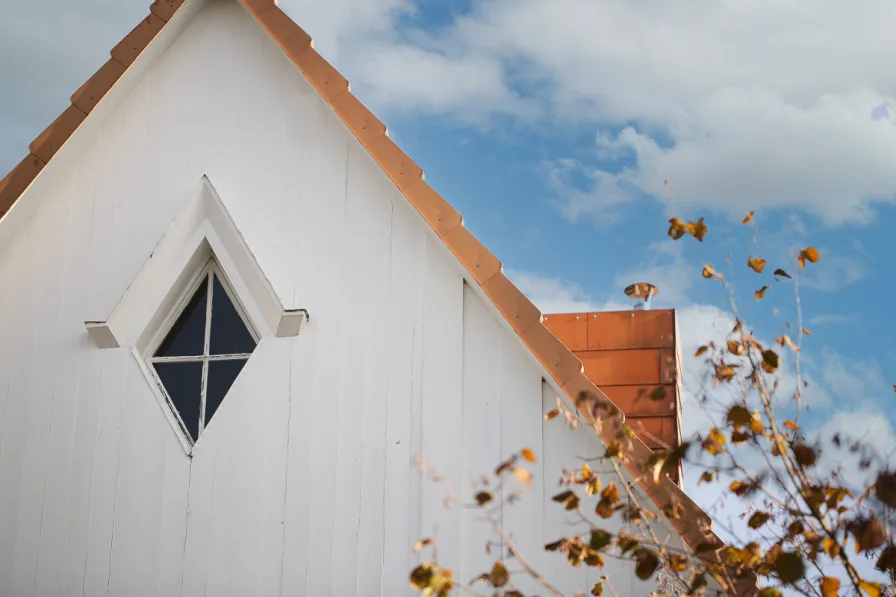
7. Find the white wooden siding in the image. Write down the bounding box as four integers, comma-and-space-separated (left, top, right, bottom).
0, 1, 690, 595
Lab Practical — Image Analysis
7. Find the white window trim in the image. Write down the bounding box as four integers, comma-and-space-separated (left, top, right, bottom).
145, 257, 259, 448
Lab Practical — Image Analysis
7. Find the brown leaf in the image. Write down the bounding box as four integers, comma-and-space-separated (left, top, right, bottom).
758, 589, 783, 597
634, 549, 661, 580
784, 420, 799, 431
774, 268, 792, 279
761, 349, 780, 373
850, 516, 886, 553
699, 471, 715, 484
520, 448, 537, 464
820, 577, 840, 597
474, 491, 493, 506
792, 443, 817, 468
776, 335, 799, 352
544, 407, 561, 421
702, 264, 716, 279
874, 471, 896, 508
801, 327, 811, 335
490, 561, 509, 588
743, 211, 754, 224
876, 545, 896, 573
695, 345, 709, 357
774, 550, 805, 584
747, 257, 767, 273
589, 530, 613, 551
747, 511, 772, 529
667, 218, 687, 240
592, 582, 604, 596
409, 564, 433, 589
702, 428, 726, 455
755, 286, 769, 300
726, 405, 753, 429
604, 441, 622, 459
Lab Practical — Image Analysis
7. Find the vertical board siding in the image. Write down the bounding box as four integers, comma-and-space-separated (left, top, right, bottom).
0, 1, 676, 595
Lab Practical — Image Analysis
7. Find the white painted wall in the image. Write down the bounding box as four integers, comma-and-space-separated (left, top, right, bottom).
0, 1, 692, 595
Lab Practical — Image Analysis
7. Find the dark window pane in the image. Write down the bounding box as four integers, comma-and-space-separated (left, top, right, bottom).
205, 359, 248, 426
154, 362, 203, 442
155, 279, 208, 357
209, 274, 256, 355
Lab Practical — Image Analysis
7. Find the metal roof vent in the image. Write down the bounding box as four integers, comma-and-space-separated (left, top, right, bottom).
624, 282, 658, 311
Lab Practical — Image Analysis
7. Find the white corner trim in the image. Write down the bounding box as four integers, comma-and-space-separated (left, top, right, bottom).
85, 175, 309, 349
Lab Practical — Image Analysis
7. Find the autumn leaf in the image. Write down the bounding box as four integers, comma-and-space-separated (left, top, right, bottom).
875, 545, 896, 573
553, 490, 580, 511
520, 448, 537, 464
755, 286, 768, 300
859, 581, 882, 597
801, 246, 820, 263
774, 268, 792, 279
748, 511, 772, 529
604, 441, 622, 459
776, 335, 799, 352
474, 491, 493, 506
702, 264, 716, 279
668, 218, 687, 240
726, 405, 753, 429
634, 549, 661, 580
727, 340, 744, 356
792, 443, 817, 468
702, 428, 726, 455
801, 327, 811, 335
695, 345, 709, 357
544, 407, 561, 421
747, 257, 767, 273
820, 577, 840, 597
410, 564, 434, 589
758, 588, 783, 597
592, 582, 604, 596
513, 468, 532, 486
783, 420, 799, 431
688, 217, 708, 241
774, 550, 805, 584
699, 471, 715, 484
874, 471, 896, 508
743, 211, 754, 224
761, 349, 780, 373
413, 538, 432, 553
850, 516, 886, 553
490, 561, 509, 587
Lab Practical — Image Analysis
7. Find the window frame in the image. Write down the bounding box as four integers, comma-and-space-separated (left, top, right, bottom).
145, 257, 260, 446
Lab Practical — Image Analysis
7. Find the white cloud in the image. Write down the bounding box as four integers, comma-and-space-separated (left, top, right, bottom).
503, 268, 624, 314
808, 313, 860, 326
291, 0, 896, 226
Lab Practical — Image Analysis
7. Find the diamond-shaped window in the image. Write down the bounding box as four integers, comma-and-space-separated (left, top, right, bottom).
149, 260, 257, 444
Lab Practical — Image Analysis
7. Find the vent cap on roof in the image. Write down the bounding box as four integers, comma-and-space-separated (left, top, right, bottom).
624, 282, 658, 311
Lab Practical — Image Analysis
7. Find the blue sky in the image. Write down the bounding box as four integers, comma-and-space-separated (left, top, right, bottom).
2, 0, 895, 527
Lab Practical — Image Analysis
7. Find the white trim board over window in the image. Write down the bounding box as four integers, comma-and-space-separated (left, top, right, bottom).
146, 258, 258, 445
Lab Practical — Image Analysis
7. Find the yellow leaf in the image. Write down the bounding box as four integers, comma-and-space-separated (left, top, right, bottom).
820, 577, 840, 597
521, 448, 537, 464
592, 582, 604, 596
727, 340, 744, 355
702, 264, 716, 279
667, 218, 687, 240
695, 345, 709, 357
859, 581, 881, 597
747, 257, 767, 273
490, 561, 509, 587
743, 211, 754, 224
755, 286, 768, 300
783, 420, 799, 431
801, 246, 820, 263
687, 217, 708, 242
801, 327, 811, 336
513, 468, 533, 487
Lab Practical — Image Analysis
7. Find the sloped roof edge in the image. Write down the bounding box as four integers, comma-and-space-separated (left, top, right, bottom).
0, 1, 754, 593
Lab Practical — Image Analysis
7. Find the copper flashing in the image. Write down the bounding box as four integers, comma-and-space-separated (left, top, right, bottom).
0, 2, 755, 592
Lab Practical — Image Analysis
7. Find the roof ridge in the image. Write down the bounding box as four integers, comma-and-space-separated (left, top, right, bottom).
0, 1, 754, 593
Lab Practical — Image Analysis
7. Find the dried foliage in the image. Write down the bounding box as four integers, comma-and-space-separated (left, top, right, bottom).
410, 211, 894, 597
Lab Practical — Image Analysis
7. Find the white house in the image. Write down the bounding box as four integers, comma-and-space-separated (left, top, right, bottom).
0, 0, 746, 595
